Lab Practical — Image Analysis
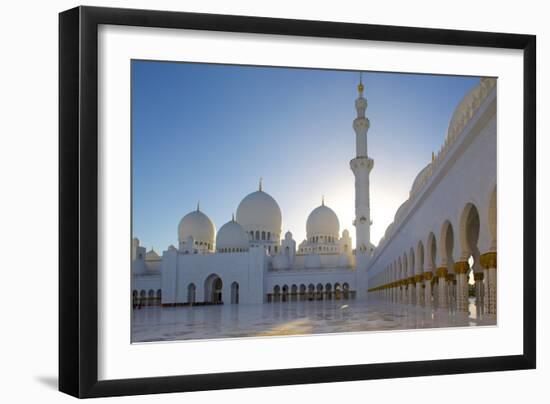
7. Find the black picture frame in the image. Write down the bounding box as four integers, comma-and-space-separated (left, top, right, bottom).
59, 5, 536, 398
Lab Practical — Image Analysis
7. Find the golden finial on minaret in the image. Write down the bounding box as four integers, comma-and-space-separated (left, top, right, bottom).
358, 72, 364, 95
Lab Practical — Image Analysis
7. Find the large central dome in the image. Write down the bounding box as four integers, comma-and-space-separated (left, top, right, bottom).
236, 187, 282, 236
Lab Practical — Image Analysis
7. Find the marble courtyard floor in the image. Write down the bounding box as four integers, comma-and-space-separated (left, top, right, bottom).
132, 298, 496, 342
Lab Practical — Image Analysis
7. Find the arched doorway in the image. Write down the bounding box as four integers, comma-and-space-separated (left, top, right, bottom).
460, 203, 482, 312
273, 285, 281, 302
156, 289, 162, 305
132, 290, 138, 308
316, 283, 323, 300
439, 221, 455, 308
325, 283, 332, 300
291, 284, 298, 301
334, 283, 342, 300
299, 284, 306, 301
282, 285, 289, 302
342, 283, 350, 299
139, 290, 146, 308
204, 274, 223, 304
230, 281, 239, 304
307, 284, 315, 301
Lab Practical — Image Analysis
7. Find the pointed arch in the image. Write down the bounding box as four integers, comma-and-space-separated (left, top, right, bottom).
459, 203, 481, 258
488, 185, 497, 242
409, 247, 415, 277
427, 232, 437, 270
416, 240, 425, 274
440, 221, 455, 268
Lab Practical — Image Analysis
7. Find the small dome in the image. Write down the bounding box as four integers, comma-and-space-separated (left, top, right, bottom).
447, 84, 478, 140
305, 253, 322, 269
145, 249, 160, 261
178, 208, 215, 245
410, 163, 431, 195
216, 219, 249, 251
342, 229, 350, 239
306, 203, 340, 239
284, 231, 293, 240
236, 187, 282, 234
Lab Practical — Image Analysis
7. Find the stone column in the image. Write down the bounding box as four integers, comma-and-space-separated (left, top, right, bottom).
454, 261, 470, 312
408, 278, 415, 305
447, 273, 456, 308
474, 272, 484, 312
481, 252, 497, 315
415, 274, 424, 306
436, 267, 448, 309
423, 271, 433, 308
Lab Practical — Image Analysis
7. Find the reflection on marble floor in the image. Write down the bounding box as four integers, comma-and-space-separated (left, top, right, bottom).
132, 297, 495, 342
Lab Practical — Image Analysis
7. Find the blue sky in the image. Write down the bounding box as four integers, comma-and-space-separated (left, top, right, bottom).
132, 60, 479, 251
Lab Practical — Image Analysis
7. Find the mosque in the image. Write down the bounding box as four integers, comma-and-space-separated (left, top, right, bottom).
132, 75, 498, 317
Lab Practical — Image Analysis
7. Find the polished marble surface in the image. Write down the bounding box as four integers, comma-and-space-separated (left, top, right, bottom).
132, 298, 496, 342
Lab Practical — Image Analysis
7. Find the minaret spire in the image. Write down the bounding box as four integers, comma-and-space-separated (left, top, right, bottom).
350, 72, 373, 262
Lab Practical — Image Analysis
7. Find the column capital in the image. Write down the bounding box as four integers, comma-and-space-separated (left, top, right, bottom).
436, 267, 448, 278
454, 261, 470, 274
480, 252, 497, 269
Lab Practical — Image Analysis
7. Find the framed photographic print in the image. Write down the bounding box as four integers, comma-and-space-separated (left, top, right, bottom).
59, 6, 536, 398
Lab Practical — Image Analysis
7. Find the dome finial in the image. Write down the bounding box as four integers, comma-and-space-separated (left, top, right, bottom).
259, 177, 263, 191
197, 200, 200, 212
358, 72, 364, 95
322, 195, 325, 206
232, 213, 235, 222
431, 151, 435, 163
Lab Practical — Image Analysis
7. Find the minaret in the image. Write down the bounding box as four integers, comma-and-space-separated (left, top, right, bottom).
350, 73, 373, 260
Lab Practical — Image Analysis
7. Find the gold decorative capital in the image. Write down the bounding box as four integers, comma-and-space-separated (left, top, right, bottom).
473, 272, 484, 281
436, 267, 448, 278
423, 271, 433, 281
480, 252, 497, 269
414, 274, 424, 283
454, 261, 470, 274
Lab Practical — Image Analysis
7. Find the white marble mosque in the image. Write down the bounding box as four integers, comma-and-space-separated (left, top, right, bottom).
132, 75, 498, 341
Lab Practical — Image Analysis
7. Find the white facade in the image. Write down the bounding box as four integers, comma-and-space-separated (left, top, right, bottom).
132, 77, 497, 315
366, 78, 498, 315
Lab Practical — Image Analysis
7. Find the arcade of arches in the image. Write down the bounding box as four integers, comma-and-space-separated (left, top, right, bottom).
367, 193, 497, 315
267, 282, 356, 303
